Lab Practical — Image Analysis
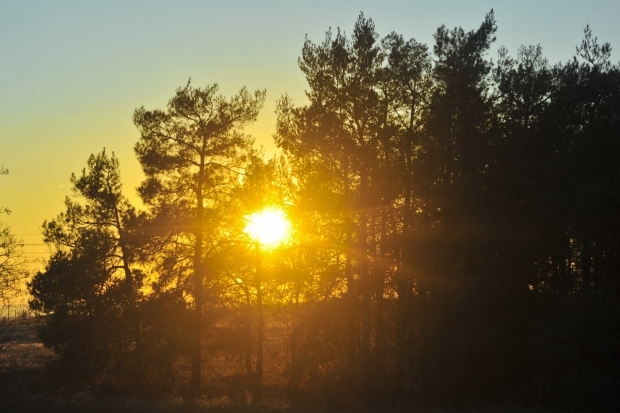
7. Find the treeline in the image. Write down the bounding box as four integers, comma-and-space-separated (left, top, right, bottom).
28, 11, 620, 410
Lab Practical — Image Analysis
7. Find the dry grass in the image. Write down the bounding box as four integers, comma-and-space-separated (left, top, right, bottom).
0, 317, 293, 412
0, 317, 575, 413
0, 317, 55, 371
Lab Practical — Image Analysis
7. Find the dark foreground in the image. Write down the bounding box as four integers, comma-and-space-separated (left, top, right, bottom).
0, 319, 592, 413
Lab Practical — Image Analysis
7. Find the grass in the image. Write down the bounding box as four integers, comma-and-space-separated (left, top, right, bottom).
0, 317, 588, 413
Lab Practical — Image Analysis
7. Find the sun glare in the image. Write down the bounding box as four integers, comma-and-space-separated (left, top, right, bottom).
244, 207, 291, 248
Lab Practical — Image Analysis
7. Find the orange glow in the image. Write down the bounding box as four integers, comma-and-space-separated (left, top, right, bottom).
244, 207, 291, 248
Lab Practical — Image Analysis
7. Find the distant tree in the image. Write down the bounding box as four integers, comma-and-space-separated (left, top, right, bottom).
133, 80, 265, 397
0, 225, 27, 313
0, 165, 10, 215
0, 166, 27, 314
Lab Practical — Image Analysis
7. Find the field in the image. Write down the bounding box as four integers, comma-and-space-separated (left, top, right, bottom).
0, 317, 582, 413
0, 317, 280, 412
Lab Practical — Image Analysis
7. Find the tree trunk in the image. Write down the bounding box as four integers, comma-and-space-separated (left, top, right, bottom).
244, 287, 254, 378
191, 164, 205, 399
395, 270, 408, 398
359, 171, 371, 397
344, 159, 356, 365
254, 243, 264, 403
111, 197, 143, 393
375, 207, 387, 387
288, 282, 301, 396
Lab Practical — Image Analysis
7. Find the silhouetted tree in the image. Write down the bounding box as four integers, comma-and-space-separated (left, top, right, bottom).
29, 150, 146, 391
0, 225, 27, 312
20, 12, 620, 411
1, 166, 28, 315
133, 80, 265, 398
276, 13, 391, 398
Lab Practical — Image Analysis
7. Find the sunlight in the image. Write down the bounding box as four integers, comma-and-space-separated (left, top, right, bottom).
244, 207, 291, 248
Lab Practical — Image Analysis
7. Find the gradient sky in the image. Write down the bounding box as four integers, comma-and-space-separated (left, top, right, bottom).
1, 0, 619, 267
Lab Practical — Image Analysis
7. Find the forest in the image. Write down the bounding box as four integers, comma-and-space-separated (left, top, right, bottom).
2, 10, 620, 411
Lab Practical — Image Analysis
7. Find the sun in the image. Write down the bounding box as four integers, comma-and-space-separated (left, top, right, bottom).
244, 207, 291, 248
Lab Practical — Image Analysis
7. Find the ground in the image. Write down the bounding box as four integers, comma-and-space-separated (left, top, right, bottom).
0, 317, 580, 413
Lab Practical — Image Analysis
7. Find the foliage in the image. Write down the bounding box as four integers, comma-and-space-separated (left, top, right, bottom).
275, 12, 620, 410
0, 166, 28, 315
0, 224, 27, 311
0, 165, 10, 215
133, 80, 266, 397
29, 150, 187, 396
22, 12, 620, 412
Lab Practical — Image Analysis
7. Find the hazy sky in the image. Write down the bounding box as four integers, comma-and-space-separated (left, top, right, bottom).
1, 0, 619, 266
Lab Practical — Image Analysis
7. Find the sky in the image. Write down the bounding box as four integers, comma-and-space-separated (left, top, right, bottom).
1, 0, 619, 268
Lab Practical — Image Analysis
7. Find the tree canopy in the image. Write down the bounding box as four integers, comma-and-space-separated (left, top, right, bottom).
27, 12, 620, 411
